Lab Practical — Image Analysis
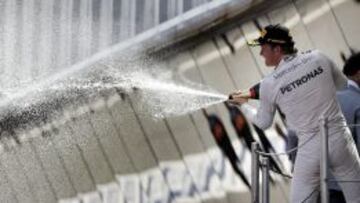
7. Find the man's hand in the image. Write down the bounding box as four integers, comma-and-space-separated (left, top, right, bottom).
228, 91, 249, 105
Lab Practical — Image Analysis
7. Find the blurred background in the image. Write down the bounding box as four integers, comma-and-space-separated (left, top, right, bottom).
0, 0, 359, 202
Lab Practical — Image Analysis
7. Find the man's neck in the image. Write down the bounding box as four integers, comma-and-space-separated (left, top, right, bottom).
274, 54, 289, 70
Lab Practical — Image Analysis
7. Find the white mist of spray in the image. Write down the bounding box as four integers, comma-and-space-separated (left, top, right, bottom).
119, 70, 227, 118
0, 59, 227, 119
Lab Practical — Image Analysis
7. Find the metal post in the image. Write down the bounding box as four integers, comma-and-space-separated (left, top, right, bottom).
251, 142, 260, 203
261, 157, 270, 203
320, 116, 329, 203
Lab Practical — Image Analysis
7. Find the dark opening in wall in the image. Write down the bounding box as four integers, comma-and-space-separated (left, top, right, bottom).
183, 0, 192, 12
159, 0, 168, 23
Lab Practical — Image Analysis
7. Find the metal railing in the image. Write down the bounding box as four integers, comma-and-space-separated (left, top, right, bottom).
320, 116, 329, 203
251, 117, 360, 203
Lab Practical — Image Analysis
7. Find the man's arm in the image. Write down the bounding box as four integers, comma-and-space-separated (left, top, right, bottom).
319, 51, 347, 90
355, 107, 360, 152
240, 102, 275, 130
331, 61, 348, 90
237, 80, 276, 130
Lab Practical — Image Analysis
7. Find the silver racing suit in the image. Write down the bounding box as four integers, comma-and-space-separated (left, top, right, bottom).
240, 50, 360, 202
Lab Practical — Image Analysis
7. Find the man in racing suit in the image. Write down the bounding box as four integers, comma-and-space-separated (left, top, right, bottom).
229, 24, 360, 202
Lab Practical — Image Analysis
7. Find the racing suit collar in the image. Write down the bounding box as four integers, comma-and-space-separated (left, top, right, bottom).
347, 80, 360, 90
275, 54, 297, 70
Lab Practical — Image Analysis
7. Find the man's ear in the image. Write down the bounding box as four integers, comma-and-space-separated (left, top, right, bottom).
274, 45, 282, 54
